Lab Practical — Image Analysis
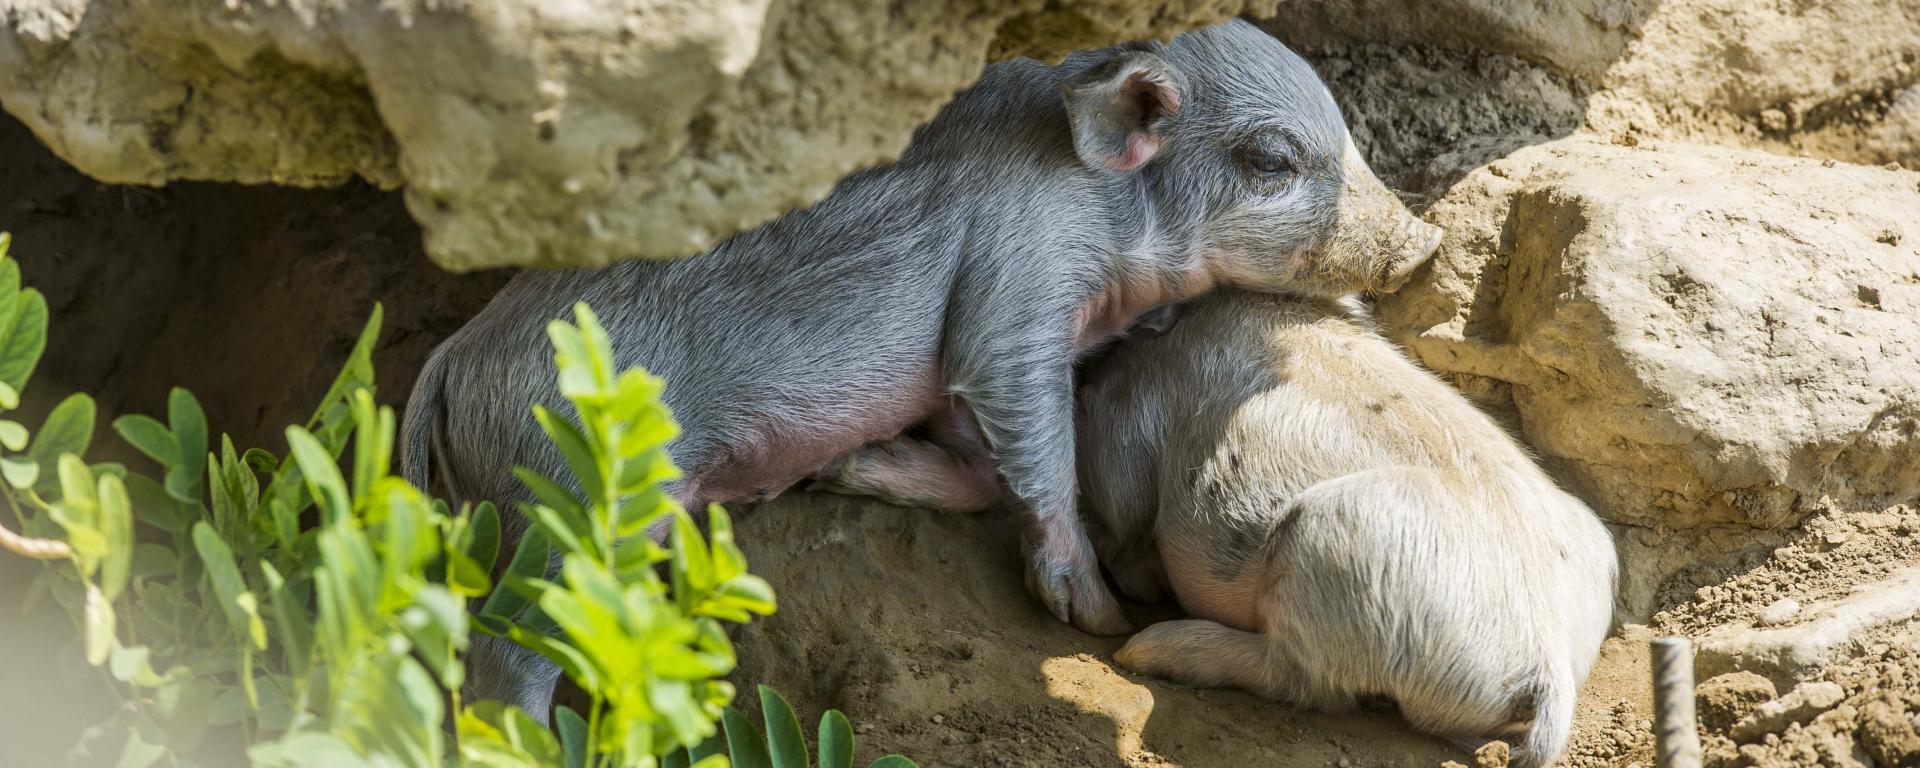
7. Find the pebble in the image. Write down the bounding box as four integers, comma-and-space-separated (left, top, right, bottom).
1757, 597, 1801, 626
930, 713, 945, 725
1730, 681, 1847, 742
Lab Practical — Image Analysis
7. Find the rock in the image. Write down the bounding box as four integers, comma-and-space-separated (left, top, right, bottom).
1729, 681, 1849, 743
1696, 671, 1778, 732
1858, 695, 1920, 767
1756, 599, 1801, 627
1379, 137, 1920, 536
1266, 0, 1920, 168
1263, 0, 1649, 77
0, 0, 1276, 271
1472, 740, 1510, 768
1695, 569, 1920, 684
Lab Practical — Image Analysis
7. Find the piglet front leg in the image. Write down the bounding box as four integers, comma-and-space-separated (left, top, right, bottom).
945, 288, 1130, 636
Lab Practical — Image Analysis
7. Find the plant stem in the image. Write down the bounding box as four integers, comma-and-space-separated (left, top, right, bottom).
587, 695, 605, 768
0, 518, 70, 558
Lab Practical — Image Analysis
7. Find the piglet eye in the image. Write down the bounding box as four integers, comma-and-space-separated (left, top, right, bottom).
1246, 150, 1292, 177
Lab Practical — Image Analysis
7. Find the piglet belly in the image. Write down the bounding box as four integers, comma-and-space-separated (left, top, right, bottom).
693, 374, 943, 504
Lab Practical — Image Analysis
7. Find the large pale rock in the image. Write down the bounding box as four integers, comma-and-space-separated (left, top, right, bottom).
1267, 0, 1652, 77
1380, 137, 1920, 530
0, 0, 1273, 271
1265, 0, 1920, 168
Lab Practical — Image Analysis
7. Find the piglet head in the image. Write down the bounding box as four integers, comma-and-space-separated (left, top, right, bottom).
1063, 20, 1440, 299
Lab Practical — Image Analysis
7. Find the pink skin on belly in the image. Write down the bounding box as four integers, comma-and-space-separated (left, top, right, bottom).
680, 371, 945, 509
688, 265, 1215, 512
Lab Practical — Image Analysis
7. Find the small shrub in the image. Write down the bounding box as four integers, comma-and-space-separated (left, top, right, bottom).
0, 231, 914, 768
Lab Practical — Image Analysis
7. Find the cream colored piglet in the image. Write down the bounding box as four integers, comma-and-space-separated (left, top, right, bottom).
1076, 290, 1616, 768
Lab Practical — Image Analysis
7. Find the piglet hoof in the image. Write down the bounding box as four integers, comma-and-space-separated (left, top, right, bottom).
1022, 528, 1132, 636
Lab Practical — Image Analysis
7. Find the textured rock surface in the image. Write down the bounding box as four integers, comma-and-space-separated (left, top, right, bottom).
0, 0, 1275, 271
1378, 137, 1920, 531
1267, 0, 1653, 77
1266, 0, 1920, 172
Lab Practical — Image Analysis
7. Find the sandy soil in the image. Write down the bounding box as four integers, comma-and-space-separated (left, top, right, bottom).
728, 497, 1920, 768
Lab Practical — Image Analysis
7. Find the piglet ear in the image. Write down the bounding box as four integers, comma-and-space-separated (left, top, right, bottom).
1062, 50, 1187, 173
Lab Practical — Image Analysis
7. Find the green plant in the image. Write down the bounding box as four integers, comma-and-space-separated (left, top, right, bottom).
666, 686, 914, 768
457, 304, 779, 768
0, 230, 912, 768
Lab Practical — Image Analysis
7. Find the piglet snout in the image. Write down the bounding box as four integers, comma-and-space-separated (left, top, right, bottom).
1379, 217, 1443, 294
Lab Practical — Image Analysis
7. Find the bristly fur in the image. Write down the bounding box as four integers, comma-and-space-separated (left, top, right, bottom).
401, 20, 1440, 718
1081, 291, 1616, 768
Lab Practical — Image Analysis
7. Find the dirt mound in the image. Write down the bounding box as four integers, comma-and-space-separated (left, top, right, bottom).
726, 494, 1468, 767
1564, 504, 1920, 768
725, 494, 1920, 767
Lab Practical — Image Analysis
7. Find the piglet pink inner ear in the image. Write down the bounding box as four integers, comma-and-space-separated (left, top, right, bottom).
1063, 51, 1187, 173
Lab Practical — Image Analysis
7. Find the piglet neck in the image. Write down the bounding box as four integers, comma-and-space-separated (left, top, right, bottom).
1075, 259, 1215, 353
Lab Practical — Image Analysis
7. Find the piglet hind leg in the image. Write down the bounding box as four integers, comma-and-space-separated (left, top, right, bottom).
809, 405, 1002, 513
1115, 620, 1308, 702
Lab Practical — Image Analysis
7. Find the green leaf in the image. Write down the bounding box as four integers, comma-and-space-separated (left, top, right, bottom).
124, 473, 192, 535
464, 501, 501, 573
511, 467, 585, 522
97, 473, 133, 601
723, 706, 774, 768
235, 591, 268, 650
505, 624, 599, 691
401, 586, 467, 689
866, 757, 918, 768
819, 710, 854, 768
285, 427, 350, 524
0, 419, 27, 451
110, 721, 169, 768
673, 511, 715, 612
250, 731, 368, 767
479, 528, 551, 622
0, 456, 35, 488
209, 687, 250, 727
56, 453, 96, 507
457, 701, 562, 768
0, 288, 48, 391
304, 304, 382, 429
555, 705, 588, 768
165, 388, 207, 502
242, 447, 279, 474
112, 415, 177, 468
530, 407, 602, 509
761, 685, 810, 768
691, 731, 727, 762
191, 522, 252, 636
0, 254, 18, 347
0, 381, 17, 411
128, 542, 174, 579
83, 583, 113, 666
444, 549, 492, 598
665, 751, 692, 768
259, 561, 311, 683
107, 643, 168, 687
702, 574, 778, 622
31, 393, 94, 490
